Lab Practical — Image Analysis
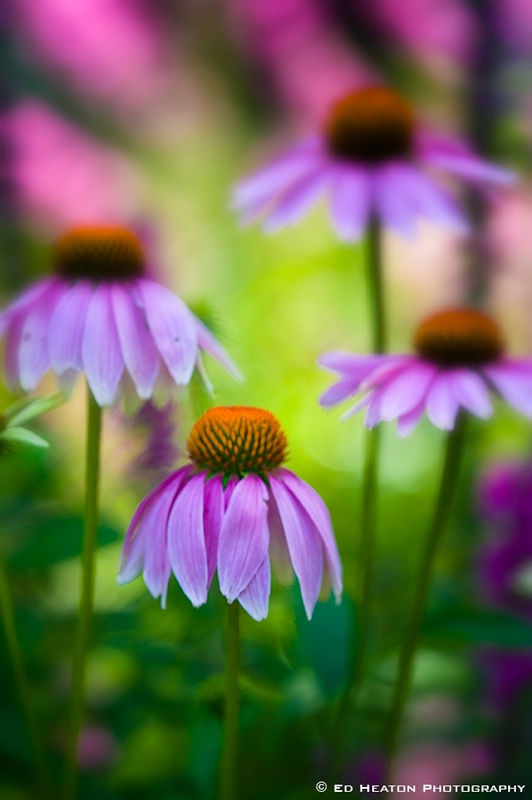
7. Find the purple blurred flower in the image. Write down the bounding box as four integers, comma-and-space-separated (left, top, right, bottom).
16, 0, 173, 113
131, 400, 179, 479
0, 225, 241, 406
5, 101, 138, 233
229, 0, 372, 124
233, 86, 514, 241
119, 406, 342, 620
478, 462, 532, 619
77, 724, 119, 771
320, 308, 532, 435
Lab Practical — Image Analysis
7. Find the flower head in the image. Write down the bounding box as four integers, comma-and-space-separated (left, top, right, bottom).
319, 308, 532, 436
0, 225, 241, 406
118, 406, 342, 620
233, 85, 514, 240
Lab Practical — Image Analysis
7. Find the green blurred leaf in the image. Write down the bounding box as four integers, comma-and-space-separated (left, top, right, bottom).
7, 515, 120, 570
5, 393, 64, 426
423, 606, 532, 648
1, 427, 49, 449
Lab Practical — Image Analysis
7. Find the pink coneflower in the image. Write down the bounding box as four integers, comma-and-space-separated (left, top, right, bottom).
319, 308, 532, 435
233, 86, 514, 240
119, 406, 342, 620
0, 225, 241, 406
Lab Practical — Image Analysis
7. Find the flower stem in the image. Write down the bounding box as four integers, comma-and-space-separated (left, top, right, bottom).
384, 416, 467, 776
63, 388, 102, 800
220, 600, 240, 800
330, 218, 385, 768
0, 551, 52, 797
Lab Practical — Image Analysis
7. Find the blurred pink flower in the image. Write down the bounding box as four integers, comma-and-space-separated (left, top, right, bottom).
392, 741, 492, 795
16, 0, 173, 113
77, 724, 119, 771
356, 0, 476, 70
229, 0, 372, 125
6, 101, 138, 233
495, 0, 532, 56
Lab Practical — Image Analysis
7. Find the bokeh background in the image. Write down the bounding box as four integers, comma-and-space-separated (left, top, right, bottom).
1, 1, 532, 797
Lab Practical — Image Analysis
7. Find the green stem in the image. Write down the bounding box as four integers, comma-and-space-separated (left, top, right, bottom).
62, 388, 102, 800
220, 601, 240, 800
0, 552, 52, 797
330, 219, 385, 769
384, 416, 467, 776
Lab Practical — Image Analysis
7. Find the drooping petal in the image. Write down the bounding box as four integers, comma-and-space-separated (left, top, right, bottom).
320, 377, 362, 407
118, 466, 190, 583
137, 481, 178, 607
377, 361, 436, 420
203, 474, 224, 587
48, 280, 93, 373
232, 137, 321, 210
269, 475, 324, 619
397, 402, 426, 438
218, 474, 270, 603
4, 314, 26, 389
373, 164, 417, 237
329, 167, 371, 242
110, 284, 159, 399
417, 132, 516, 186
167, 472, 209, 607
193, 316, 243, 382
268, 489, 294, 584
18, 281, 64, 391
484, 360, 532, 416
386, 163, 468, 233
275, 469, 342, 603
137, 280, 198, 387
263, 166, 331, 232
238, 557, 271, 621
426, 372, 460, 430
318, 351, 387, 379
81, 284, 124, 405
450, 370, 493, 419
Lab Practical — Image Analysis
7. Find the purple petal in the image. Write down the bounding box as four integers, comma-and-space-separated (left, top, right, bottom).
82, 285, 124, 405
318, 351, 387, 378
136, 481, 177, 606
320, 378, 362, 407
193, 315, 243, 381
359, 356, 416, 391
111, 284, 159, 399
137, 280, 198, 386
373, 164, 417, 237
329, 167, 371, 242
4, 314, 26, 389
263, 166, 331, 232
397, 402, 425, 438
386, 163, 469, 233
232, 137, 321, 210
450, 370, 493, 419
426, 373, 460, 430
238, 558, 271, 621
484, 360, 532, 416
341, 392, 372, 422
18, 282, 63, 390
377, 361, 436, 420
49, 281, 93, 374
417, 133, 516, 186
203, 474, 224, 587
218, 475, 270, 603
275, 469, 342, 603
268, 490, 294, 584
269, 475, 324, 619
167, 472, 209, 607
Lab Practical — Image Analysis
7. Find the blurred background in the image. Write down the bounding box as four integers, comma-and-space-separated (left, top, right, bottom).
1, 0, 532, 797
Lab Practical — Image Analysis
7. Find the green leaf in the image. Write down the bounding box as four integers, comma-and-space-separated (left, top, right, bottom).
1, 427, 50, 449
7, 516, 120, 570
423, 606, 532, 648
5, 392, 64, 426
